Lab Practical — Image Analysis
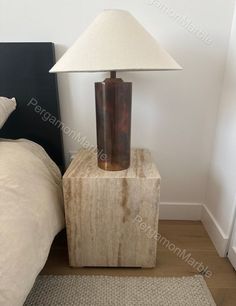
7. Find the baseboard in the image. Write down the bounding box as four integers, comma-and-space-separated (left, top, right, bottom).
228, 246, 236, 269
201, 204, 228, 257
159, 202, 202, 221
159, 202, 229, 257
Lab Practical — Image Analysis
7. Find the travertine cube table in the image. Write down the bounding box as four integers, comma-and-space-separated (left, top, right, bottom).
63, 148, 161, 267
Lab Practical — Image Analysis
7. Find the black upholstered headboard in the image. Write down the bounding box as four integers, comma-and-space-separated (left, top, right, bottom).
0, 42, 65, 171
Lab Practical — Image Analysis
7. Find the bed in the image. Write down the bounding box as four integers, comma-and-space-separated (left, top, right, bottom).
0, 43, 65, 306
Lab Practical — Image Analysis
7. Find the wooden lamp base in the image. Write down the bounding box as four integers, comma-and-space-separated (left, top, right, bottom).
95, 71, 132, 171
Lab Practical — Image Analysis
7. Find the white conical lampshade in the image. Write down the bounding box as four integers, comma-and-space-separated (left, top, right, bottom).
50, 9, 182, 73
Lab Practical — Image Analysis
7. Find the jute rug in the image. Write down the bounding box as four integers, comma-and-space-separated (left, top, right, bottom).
24, 275, 216, 305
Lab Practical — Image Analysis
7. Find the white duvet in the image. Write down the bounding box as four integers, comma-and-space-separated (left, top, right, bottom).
0, 139, 65, 306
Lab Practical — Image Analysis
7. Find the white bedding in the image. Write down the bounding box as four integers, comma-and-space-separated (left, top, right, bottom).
0, 139, 65, 306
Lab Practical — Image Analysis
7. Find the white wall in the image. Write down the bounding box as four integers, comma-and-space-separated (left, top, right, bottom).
0, 0, 235, 204
204, 4, 236, 255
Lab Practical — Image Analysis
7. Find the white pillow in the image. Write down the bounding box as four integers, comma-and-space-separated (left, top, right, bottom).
0, 97, 17, 129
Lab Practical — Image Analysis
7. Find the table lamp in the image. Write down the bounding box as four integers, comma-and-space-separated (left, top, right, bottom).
50, 9, 182, 171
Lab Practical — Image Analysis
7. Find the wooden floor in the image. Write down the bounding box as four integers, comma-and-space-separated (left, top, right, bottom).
42, 221, 236, 306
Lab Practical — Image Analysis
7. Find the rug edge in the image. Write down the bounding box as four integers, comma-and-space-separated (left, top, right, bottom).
195, 275, 216, 306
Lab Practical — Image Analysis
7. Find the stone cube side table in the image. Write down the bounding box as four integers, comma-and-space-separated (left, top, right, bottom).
63, 148, 161, 268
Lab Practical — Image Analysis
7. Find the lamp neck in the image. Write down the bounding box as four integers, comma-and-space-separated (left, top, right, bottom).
110, 71, 116, 79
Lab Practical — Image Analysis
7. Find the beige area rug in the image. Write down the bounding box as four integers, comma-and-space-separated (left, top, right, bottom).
24, 275, 216, 306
